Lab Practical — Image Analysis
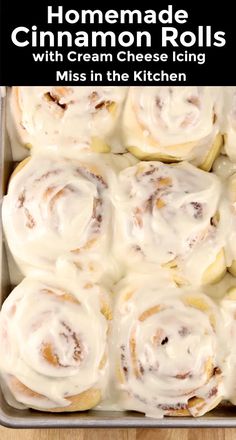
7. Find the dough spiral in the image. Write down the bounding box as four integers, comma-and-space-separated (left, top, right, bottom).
113, 274, 224, 417
8, 86, 127, 155
114, 161, 226, 285
2, 155, 113, 279
0, 276, 111, 411
122, 87, 223, 170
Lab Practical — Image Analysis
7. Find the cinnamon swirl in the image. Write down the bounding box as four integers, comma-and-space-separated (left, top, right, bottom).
114, 161, 226, 285
122, 87, 223, 170
2, 155, 113, 279
113, 273, 224, 417
0, 276, 111, 411
8, 86, 127, 156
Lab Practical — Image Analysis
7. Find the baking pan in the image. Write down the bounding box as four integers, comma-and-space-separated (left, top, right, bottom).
1, 93, 236, 428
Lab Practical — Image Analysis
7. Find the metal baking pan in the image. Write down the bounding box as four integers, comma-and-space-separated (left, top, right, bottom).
1, 93, 236, 428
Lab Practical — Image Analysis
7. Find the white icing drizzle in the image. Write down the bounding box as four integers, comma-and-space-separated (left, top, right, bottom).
213, 155, 236, 180
112, 273, 224, 418
2, 155, 114, 280
223, 87, 236, 162
0, 276, 109, 410
218, 172, 236, 266
122, 87, 223, 164
4, 86, 236, 417
220, 289, 236, 404
113, 161, 225, 285
8, 86, 127, 157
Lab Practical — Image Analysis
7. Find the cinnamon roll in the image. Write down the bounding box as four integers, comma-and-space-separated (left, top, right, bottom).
0, 276, 111, 411
122, 87, 223, 170
114, 161, 226, 285
2, 155, 112, 279
113, 273, 224, 417
8, 86, 127, 155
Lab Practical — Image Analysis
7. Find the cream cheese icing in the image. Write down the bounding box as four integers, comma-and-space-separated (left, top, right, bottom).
2, 155, 114, 280
0, 275, 110, 410
113, 161, 225, 285
122, 86, 223, 165
112, 273, 224, 417
220, 288, 236, 405
217, 172, 236, 268
7, 86, 128, 159
213, 155, 236, 180
3, 86, 236, 417
223, 87, 236, 162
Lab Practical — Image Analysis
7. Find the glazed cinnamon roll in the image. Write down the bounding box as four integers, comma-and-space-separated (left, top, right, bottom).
114, 161, 226, 285
113, 274, 224, 417
2, 155, 112, 279
8, 86, 127, 155
122, 87, 223, 170
0, 276, 111, 411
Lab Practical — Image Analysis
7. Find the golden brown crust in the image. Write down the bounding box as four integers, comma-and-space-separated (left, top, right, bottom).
200, 133, 223, 172
127, 145, 182, 162
8, 376, 101, 412
10, 157, 31, 181
91, 136, 111, 153
202, 249, 226, 285
127, 133, 223, 170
